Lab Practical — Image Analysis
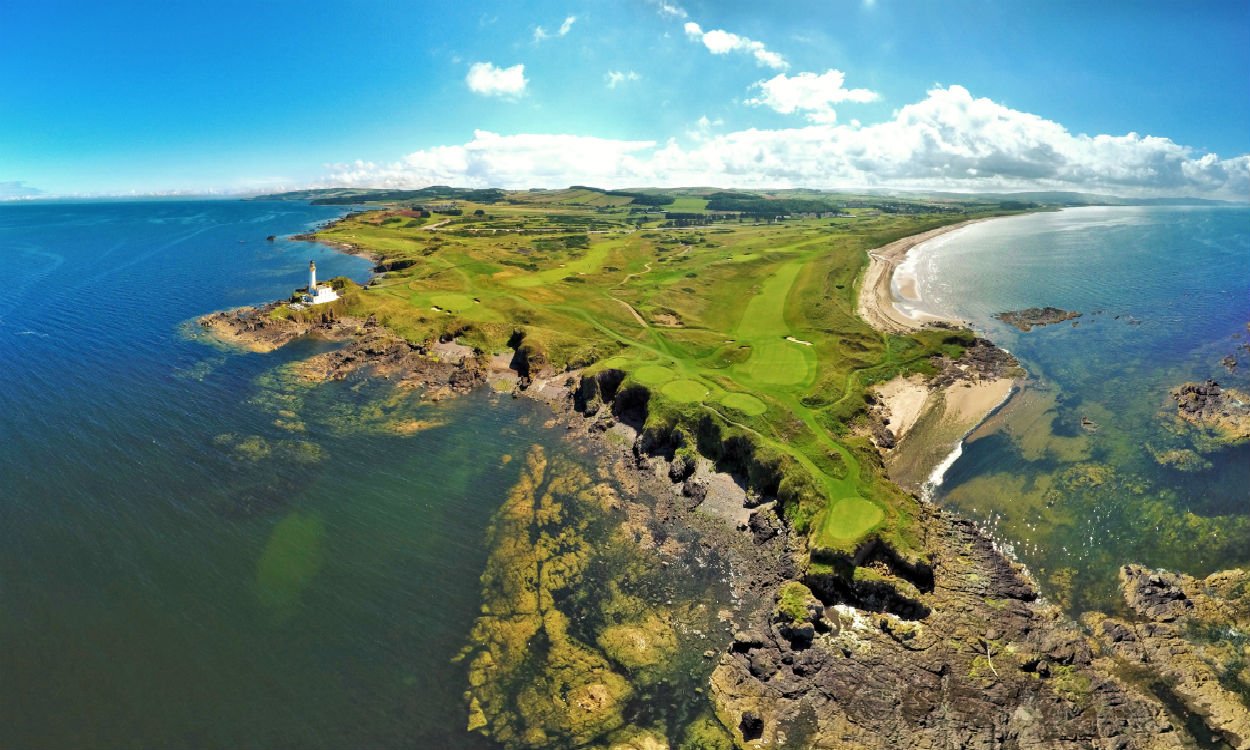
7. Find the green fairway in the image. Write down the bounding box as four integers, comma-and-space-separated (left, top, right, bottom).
741, 338, 815, 385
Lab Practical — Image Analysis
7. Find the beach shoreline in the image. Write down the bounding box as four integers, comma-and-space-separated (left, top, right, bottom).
856, 215, 1027, 490
856, 218, 991, 333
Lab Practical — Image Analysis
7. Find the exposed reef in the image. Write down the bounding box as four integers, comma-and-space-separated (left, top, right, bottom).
1086, 565, 1250, 749
994, 306, 1082, 332
1171, 380, 1250, 443
199, 304, 484, 397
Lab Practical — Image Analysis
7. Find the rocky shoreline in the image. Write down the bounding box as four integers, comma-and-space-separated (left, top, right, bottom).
201, 306, 1248, 747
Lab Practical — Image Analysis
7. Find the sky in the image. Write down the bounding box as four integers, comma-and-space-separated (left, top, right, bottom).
2, 0, 1248, 199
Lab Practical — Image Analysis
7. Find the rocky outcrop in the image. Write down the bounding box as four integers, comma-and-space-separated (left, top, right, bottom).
199, 303, 485, 396
994, 307, 1081, 332
1171, 380, 1250, 441
928, 337, 1021, 388
1086, 565, 1250, 750
291, 327, 485, 395
710, 509, 1186, 749
198, 303, 325, 352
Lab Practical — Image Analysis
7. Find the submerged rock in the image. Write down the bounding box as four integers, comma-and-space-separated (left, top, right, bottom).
994, 306, 1082, 332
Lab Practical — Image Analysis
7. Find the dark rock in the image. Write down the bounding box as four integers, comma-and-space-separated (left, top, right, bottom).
994, 306, 1081, 332
739, 712, 765, 741
748, 509, 779, 544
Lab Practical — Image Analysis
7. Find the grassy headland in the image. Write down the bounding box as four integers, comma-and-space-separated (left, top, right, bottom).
289, 187, 1023, 574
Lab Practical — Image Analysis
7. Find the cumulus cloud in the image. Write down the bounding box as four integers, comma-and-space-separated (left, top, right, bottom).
747, 69, 879, 123
534, 15, 576, 42
466, 62, 528, 98
326, 131, 658, 188
325, 86, 1250, 198
605, 70, 641, 89
684, 22, 787, 70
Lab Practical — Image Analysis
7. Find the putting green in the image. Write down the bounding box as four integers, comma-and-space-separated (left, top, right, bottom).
429, 293, 476, 311
721, 393, 767, 416
739, 338, 815, 386
661, 379, 708, 403
817, 497, 884, 544
633, 365, 676, 386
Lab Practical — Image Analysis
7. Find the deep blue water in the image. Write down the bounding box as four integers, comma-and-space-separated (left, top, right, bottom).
0, 200, 554, 749
904, 206, 1250, 611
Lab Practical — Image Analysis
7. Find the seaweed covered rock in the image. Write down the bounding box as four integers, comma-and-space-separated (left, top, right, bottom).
1170, 380, 1250, 442
994, 307, 1081, 332
460, 447, 631, 747
1086, 565, 1250, 749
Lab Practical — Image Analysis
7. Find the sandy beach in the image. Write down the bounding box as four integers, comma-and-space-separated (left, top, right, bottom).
856, 218, 989, 333
858, 216, 1021, 490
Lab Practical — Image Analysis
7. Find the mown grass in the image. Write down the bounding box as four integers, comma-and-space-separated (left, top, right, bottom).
308, 191, 1017, 569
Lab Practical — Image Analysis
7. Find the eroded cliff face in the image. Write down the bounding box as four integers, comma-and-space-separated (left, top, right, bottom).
1087, 566, 1250, 750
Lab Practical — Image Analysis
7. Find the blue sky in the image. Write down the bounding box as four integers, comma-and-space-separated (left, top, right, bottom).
2, 0, 1248, 197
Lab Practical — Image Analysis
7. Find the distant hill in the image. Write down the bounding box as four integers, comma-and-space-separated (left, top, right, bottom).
253, 186, 1245, 208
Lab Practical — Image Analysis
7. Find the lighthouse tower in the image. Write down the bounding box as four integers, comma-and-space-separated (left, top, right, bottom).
301, 259, 339, 305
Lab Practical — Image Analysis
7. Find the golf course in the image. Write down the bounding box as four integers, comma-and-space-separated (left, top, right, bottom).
297, 186, 1015, 569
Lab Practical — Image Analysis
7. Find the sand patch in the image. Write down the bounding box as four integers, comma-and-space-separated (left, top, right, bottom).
874, 374, 929, 441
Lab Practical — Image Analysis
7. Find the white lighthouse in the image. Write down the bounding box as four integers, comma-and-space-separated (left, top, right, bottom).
302, 259, 339, 305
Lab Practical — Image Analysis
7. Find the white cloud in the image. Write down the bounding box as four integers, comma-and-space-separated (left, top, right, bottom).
747, 69, 879, 123
684, 22, 788, 70
326, 86, 1250, 198
535, 15, 576, 41
647, 0, 687, 18
326, 131, 658, 189
605, 70, 641, 89
465, 62, 528, 98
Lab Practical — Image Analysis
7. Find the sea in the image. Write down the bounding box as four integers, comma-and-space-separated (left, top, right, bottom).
0, 200, 577, 749
898, 206, 1250, 613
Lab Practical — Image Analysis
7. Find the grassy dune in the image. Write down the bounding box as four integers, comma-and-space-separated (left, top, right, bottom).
308, 189, 1017, 569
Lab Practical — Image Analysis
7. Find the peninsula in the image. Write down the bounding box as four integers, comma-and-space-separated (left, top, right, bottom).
204, 187, 1246, 749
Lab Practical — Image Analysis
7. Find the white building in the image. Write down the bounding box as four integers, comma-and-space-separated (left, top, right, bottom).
303, 260, 339, 305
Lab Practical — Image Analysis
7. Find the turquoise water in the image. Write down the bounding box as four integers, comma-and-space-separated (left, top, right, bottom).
0, 201, 564, 748
905, 207, 1250, 612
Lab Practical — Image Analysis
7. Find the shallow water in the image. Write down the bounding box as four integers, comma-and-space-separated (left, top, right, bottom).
903, 206, 1250, 612
0, 199, 732, 749
0, 201, 570, 748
